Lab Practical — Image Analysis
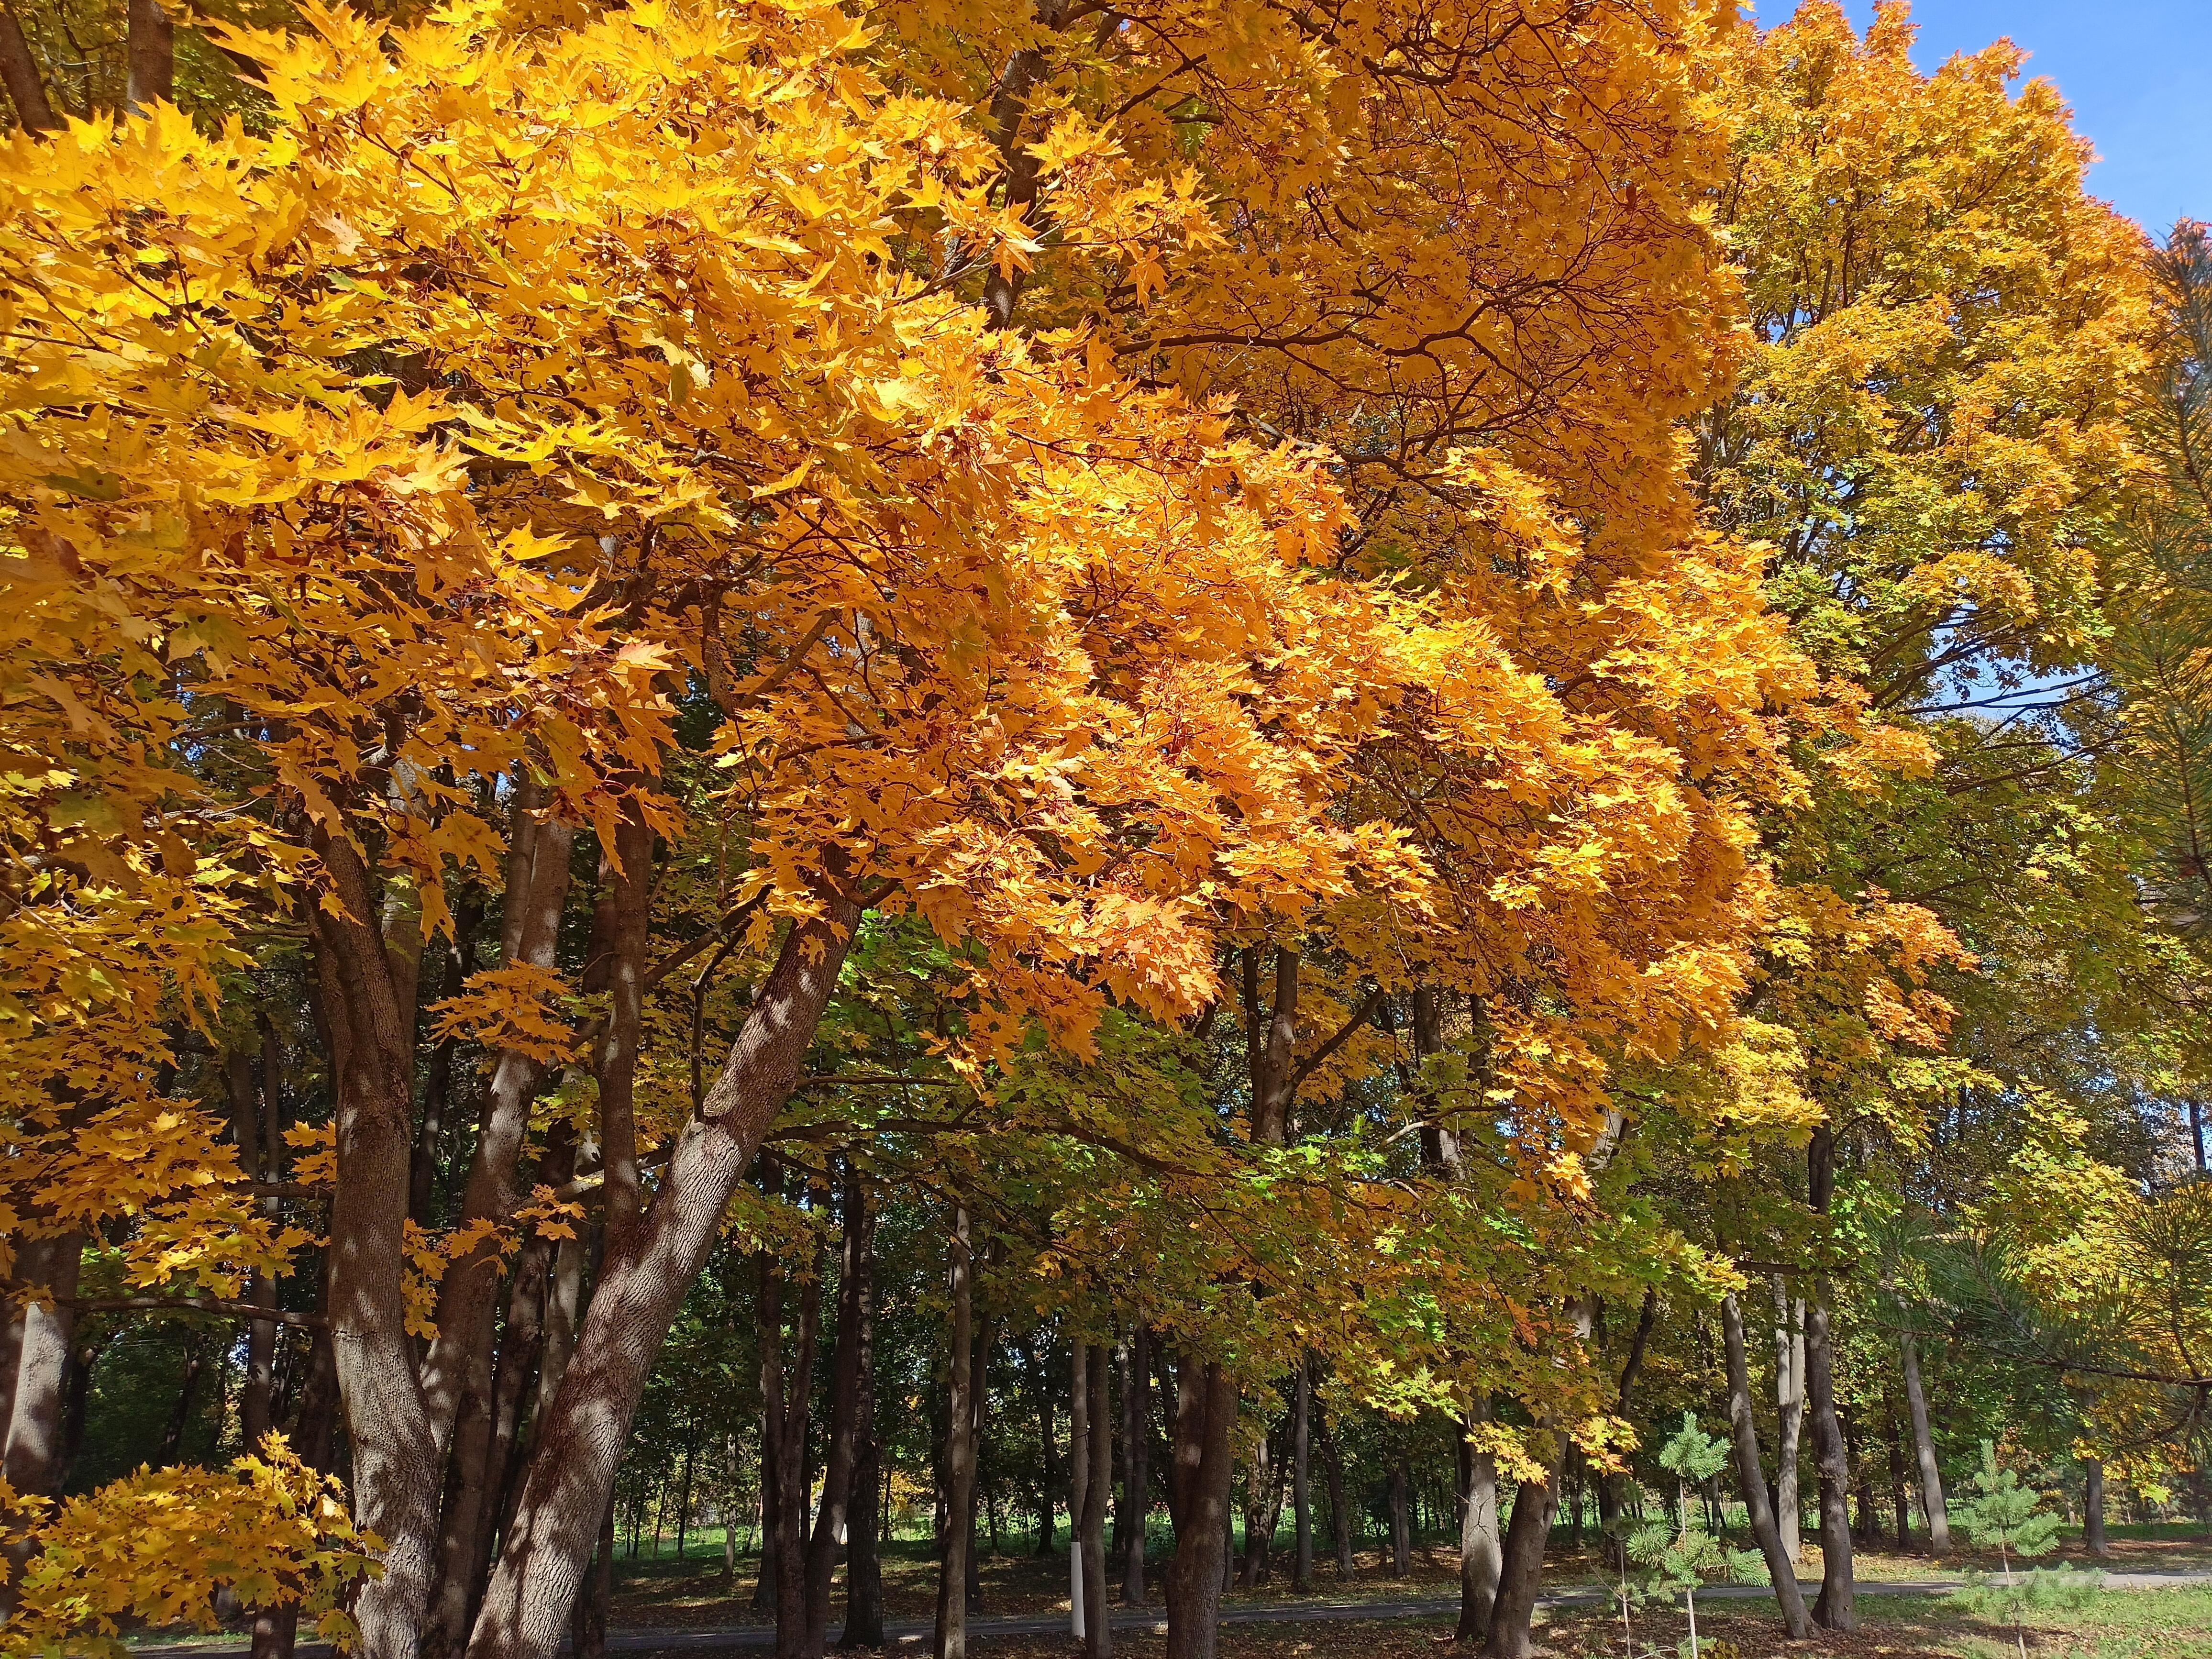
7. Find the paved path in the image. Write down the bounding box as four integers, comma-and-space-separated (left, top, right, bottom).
136, 1568, 2212, 1658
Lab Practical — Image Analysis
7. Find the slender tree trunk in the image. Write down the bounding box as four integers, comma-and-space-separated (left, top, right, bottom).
1163, 1357, 1237, 1659
124, 0, 172, 111
467, 894, 859, 1659
1240, 1424, 1274, 1588
1030, 1337, 1057, 1559
1806, 1134, 1856, 1632
934, 1208, 976, 1659
1899, 1331, 1949, 1554
158, 1331, 207, 1463
1721, 1292, 1812, 1637
1387, 1460, 1410, 1578
806, 1171, 874, 1659
1292, 1358, 1312, 1595
1773, 1277, 1805, 1567
251, 1309, 340, 1659
1456, 1396, 1500, 1645
763, 1220, 824, 1659
0, 3, 58, 133
1123, 1326, 1150, 1602
2084, 1458, 2108, 1559
1080, 1345, 1113, 1659
840, 1270, 883, 1653
1317, 1405, 1353, 1578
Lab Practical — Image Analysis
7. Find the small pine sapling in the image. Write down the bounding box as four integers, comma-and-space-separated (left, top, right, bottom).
1955, 1441, 2064, 1659
1626, 1414, 1762, 1659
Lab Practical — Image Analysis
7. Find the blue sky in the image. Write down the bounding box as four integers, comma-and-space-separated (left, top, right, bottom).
1827, 0, 2210, 235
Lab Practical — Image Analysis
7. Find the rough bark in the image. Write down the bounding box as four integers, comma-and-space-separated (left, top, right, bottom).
1772, 1275, 1805, 1566
1163, 1358, 1237, 1659
1806, 1130, 1856, 1632
4, 1232, 84, 1495
805, 1171, 874, 1659
1721, 1293, 1812, 1637
1079, 1345, 1113, 1659
1123, 1327, 1151, 1602
0, 4, 57, 132
571, 1502, 613, 1659
124, 0, 171, 111
1455, 1396, 1500, 1645
1899, 1331, 1950, 1554
934, 1208, 975, 1659
313, 838, 443, 1659
421, 786, 574, 1457
839, 1241, 883, 1652
1291, 1357, 1312, 1595
1482, 1452, 1562, 1659
467, 895, 860, 1659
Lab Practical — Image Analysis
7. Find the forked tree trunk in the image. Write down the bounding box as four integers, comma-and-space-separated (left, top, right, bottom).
1455, 1396, 1500, 1645
1482, 1453, 1562, 1659
1163, 1358, 1237, 1659
466, 895, 860, 1659
1899, 1331, 1950, 1554
1721, 1293, 1812, 1637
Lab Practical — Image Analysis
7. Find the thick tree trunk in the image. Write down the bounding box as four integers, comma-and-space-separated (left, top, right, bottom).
1291, 1357, 1311, 1595
1806, 1131, 1855, 1632
2084, 1457, 2108, 1559
1163, 1358, 1237, 1659
3, 1232, 84, 1494
467, 896, 859, 1659
313, 843, 444, 1659
1483, 1453, 1561, 1659
571, 1502, 614, 1659
1123, 1327, 1150, 1602
841, 1430, 885, 1647
1721, 1293, 1812, 1637
935, 1208, 975, 1659
1455, 1397, 1500, 1645
1079, 1345, 1113, 1659
124, 0, 172, 111
0, 4, 58, 133
1772, 1276, 1805, 1566
805, 1171, 874, 1659
1899, 1331, 1949, 1554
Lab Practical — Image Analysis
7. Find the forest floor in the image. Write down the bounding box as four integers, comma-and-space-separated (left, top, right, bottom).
601, 1523, 2212, 1632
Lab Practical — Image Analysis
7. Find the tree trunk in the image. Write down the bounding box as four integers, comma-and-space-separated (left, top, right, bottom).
934, 1207, 976, 1659
1899, 1331, 1949, 1554
1483, 1452, 1561, 1659
1291, 1358, 1312, 1595
806, 1171, 874, 1659
1123, 1327, 1150, 1602
1240, 1424, 1275, 1588
1080, 1345, 1113, 1659
4, 1232, 84, 1493
1806, 1135, 1855, 1632
571, 1502, 614, 1659
314, 840, 448, 1659
124, 0, 172, 112
1772, 1276, 1805, 1566
1387, 1460, 1410, 1577
466, 894, 859, 1659
421, 792, 574, 1463
2084, 1457, 2108, 1559
1163, 1357, 1237, 1659
158, 1331, 207, 1463
1317, 1405, 1353, 1578
0, 4, 58, 133
1721, 1293, 1812, 1637
250, 1309, 340, 1659
762, 1215, 825, 1659
1455, 1396, 1500, 1645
